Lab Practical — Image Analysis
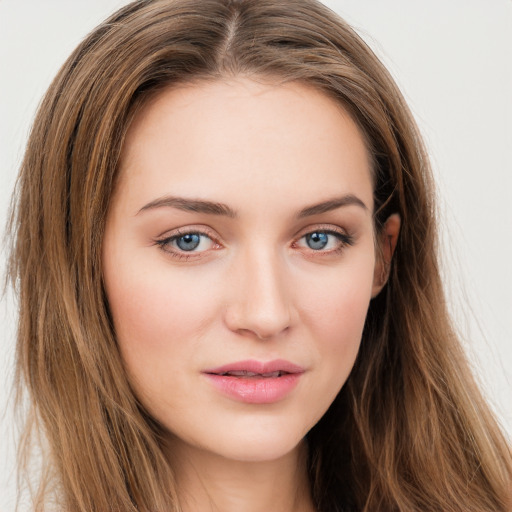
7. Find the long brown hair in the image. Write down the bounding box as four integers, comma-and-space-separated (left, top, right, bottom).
8, 0, 511, 510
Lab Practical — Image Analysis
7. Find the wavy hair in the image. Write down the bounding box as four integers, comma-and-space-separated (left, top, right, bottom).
8, 0, 511, 510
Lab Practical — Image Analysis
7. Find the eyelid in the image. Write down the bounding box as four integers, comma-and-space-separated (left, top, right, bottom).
154, 225, 223, 259
293, 223, 352, 241
155, 224, 219, 240
292, 224, 355, 253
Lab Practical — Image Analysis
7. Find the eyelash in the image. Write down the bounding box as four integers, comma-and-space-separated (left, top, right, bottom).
154, 226, 354, 261
154, 227, 220, 261
292, 228, 354, 256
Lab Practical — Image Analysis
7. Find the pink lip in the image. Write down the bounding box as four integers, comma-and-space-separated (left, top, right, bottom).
203, 359, 305, 404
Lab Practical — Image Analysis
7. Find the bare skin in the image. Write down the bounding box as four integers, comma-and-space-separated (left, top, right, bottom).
168, 437, 314, 512
103, 76, 400, 512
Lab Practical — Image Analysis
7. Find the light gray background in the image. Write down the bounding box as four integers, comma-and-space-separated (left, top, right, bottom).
1, 1, 511, 510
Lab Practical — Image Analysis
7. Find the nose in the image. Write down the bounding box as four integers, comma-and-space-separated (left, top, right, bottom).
224, 248, 293, 340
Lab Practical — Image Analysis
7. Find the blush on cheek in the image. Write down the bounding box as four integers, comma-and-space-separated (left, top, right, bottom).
308, 277, 372, 358
108, 269, 218, 359
306, 264, 373, 320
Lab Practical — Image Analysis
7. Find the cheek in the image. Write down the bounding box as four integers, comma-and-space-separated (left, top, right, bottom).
298, 254, 375, 394
302, 252, 375, 335
103, 256, 220, 393
109, 271, 212, 343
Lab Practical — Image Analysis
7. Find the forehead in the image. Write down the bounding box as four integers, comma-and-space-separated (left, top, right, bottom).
116, 77, 374, 215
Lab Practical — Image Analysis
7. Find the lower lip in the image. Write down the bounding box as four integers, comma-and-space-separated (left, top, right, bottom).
203, 373, 302, 404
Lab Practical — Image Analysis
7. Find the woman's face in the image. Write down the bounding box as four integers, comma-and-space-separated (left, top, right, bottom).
103, 77, 386, 462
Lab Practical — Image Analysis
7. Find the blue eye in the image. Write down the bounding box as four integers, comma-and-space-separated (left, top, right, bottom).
296, 229, 353, 253
305, 232, 329, 250
175, 233, 201, 251
156, 231, 216, 256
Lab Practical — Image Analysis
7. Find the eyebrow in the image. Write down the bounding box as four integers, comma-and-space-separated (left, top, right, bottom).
137, 194, 368, 218
297, 194, 368, 217
137, 196, 237, 217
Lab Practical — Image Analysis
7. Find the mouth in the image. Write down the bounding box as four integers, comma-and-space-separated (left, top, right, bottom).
210, 370, 290, 378
202, 359, 304, 404
204, 359, 304, 376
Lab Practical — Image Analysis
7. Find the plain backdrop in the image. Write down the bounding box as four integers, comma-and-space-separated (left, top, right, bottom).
1, 1, 511, 510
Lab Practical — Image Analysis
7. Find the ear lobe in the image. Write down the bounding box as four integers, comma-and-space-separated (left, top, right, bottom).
371, 213, 401, 298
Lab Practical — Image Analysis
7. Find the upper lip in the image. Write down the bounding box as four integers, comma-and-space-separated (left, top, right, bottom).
203, 359, 305, 376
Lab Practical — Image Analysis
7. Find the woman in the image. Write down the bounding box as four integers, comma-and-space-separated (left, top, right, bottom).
7, 0, 511, 510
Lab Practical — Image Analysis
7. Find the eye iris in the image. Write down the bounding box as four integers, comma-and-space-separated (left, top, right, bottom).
306, 232, 328, 250
176, 233, 201, 251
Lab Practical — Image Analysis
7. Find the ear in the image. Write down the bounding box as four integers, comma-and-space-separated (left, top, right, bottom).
371, 213, 401, 298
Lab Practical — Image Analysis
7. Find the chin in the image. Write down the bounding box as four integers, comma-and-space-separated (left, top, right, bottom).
217, 431, 305, 463
165, 411, 312, 464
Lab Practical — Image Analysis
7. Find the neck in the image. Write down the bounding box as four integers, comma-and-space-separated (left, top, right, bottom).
166, 439, 315, 512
